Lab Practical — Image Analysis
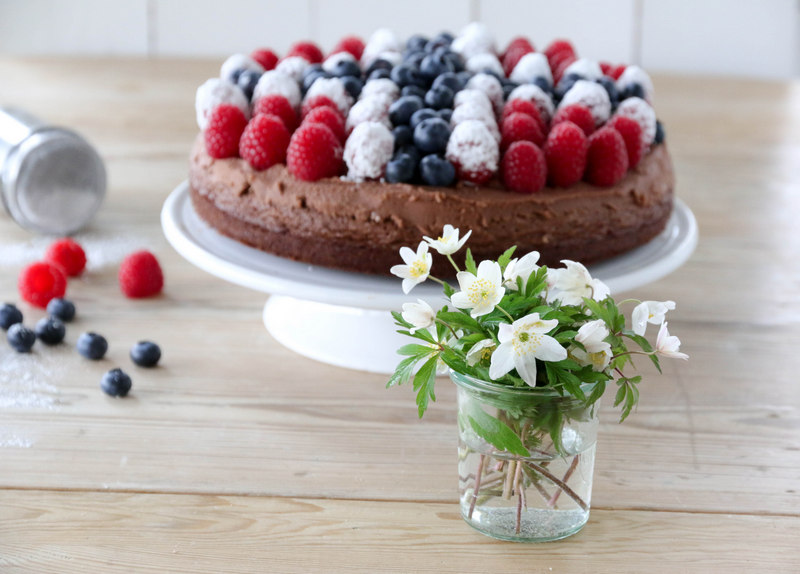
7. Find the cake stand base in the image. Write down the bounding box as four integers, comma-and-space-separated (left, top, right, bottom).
262, 295, 407, 374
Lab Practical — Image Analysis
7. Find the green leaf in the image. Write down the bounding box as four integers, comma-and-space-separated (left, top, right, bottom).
442, 281, 455, 298
497, 245, 517, 272
386, 355, 418, 388
397, 344, 435, 357
464, 248, 477, 275
413, 355, 439, 418
587, 379, 606, 405
391, 310, 412, 328
467, 407, 530, 457
437, 310, 483, 333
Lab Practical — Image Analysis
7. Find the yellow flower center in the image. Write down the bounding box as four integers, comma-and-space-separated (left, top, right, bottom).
512, 330, 542, 355
409, 259, 427, 278
468, 278, 494, 305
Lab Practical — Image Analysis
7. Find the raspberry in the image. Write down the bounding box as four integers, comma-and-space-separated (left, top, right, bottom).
301, 95, 342, 119
119, 250, 164, 298
558, 80, 611, 127
551, 104, 595, 137
501, 141, 546, 194
608, 115, 644, 168
254, 94, 298, 132
585, 126, 629, 187
614, 97, 657, 145
239, 114, 291, 171
544, 39, 575, 65
544, 121, 588, 187
286, 41, 324, 64
552, 54, 577, 85
609, 64, 627, 80
251, 48, 279, 71
303, 105, 346, 143
18, 262, 67, 308
501, 99, 546, 134
502, 38, 534, 77
344, 121, 394, 180
287, 123, 343, 181
599, 62, 614, 76
330, 36, 365, 61
502, 36, 534, 60
204, 104, 248, 159
446, 120, 499, 185
501, 112, 545, 151
44, 238, 86, 277
507, 84, 554, 124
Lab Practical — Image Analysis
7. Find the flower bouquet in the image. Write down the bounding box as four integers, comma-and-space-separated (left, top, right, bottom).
388, 225, 687, 542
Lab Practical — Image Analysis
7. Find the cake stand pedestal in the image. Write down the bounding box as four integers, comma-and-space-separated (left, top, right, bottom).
162, 181, 697, 374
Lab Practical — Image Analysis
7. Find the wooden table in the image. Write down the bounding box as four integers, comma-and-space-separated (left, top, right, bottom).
0, 60, 798, 573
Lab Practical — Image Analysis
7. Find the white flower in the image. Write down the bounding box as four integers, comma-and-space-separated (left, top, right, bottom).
450, 260, 505, 318
632, 300, 676, 336
401, 299, 436, 334
572, 320, 612, 371
489, 313, 567, 386
655, 322, 688, 360
423, 224, 472, 256
546, 260, 610, 305
390, 242, 432, 294
503, 250, 540, 289
466, 338, 495, 366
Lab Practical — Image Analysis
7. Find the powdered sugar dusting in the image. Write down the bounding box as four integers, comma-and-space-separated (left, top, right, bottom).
446, 120, 499, 175
345, 95, 393, 132
466, 53, 504, 77
253, 70, 302, 110
275, 56, 310, 83
0, 349, 61, 410
616, 65, 655, 102
344, 121, 394, 180
304, 77, 353, 117
508, 84, 555, 121
558, 80, 611, 126
509, 52, 552, 85
0, 232, 151, 271
614, 97, 657, 145
360, 78, 400, 101
361, 28, 401, 67
465, 73, 504, 116
563, 58, 603, 81
0, 428, 35, 448
323, 51, 357, 73
450, 103, 500, 143
195, 78, 250, 131
451, 22, 497, 59
454, 89, 493, 114
220, 54, 264, 83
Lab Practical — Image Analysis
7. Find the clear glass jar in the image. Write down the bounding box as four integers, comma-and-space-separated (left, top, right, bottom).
451, 371, 600, 542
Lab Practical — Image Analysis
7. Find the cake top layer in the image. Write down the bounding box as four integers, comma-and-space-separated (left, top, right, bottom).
195, 24, 665, 194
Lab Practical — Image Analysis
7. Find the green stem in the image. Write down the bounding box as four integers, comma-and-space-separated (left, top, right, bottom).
496, 305, 514, 323
611, 350, 654, 360
446, 254, 461, 274
434, 318, 459, 339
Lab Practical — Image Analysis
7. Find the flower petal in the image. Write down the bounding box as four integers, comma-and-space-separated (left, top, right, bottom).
534, 335, 568, 362
513, 350, 539, 386
488, 342, 515, 380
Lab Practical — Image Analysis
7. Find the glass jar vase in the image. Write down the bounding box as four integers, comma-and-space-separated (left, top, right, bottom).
451, 371, 600, 542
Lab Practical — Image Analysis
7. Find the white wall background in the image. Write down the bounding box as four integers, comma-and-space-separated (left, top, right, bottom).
0, 0, 797, 78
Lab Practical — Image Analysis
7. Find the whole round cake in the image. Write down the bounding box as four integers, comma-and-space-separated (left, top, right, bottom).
190, 24, 674, 274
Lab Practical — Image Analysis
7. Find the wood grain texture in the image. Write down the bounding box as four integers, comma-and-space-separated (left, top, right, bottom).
0, 59, 798, 571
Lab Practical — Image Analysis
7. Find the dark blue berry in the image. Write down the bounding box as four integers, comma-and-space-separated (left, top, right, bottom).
502, 83, 518, 101
620, 82, 646, 101
456, 71, 473, 88
46, 298, 75, 322
409, 108, 438, 130
389, 95, 424, 126
130, 341, 161, 368
331, 59, 361, 78
425, 33, 453, 53
554, 75, 580, 101
229, 68, 246, 84
403, 51, 426, 67
77, 332, 108, 360
0, 303, 23, 330
401, 85, 426, 99
597, 76, 619, 106
532, 76, 552, 94
434, 31, 455, 44
654, 120, 665, 144
35, 317, 65, 346
236, 69, 261, 100
432, 72, 461, 93
393, 125, 414, 149
414, 117, 451, 154
437, 108, 453, 123
385, 153, 417, 184
390, 63, 427, 88
7, 323, 35, 353
443, 51, 465, 72
101, 368, 132, 398
341, 76, 363, 99
303, 69, 331, 93
424, 84, 454, 110
365, 58, 392, 76
420, 53, 454, 81
368, 68, 392, 81
419, 154, 456, 187
406, 35, 429, 52
396, 144, 421, 164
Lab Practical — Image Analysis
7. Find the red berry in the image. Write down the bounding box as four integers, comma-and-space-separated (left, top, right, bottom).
608, 115, 644, 168
254, 94, 298, 132
239, 114, 291, 171
303, 105, 346, 143
330, 36, 365, 61
609, 64, 627, 80
544, 121, 588, 188
585, 126, 629, 187
500, 99, 546, 134
502, 37, 535, 77
501, 141, 547, 194
551, 104, 595, 137
552, 54, 577, 85
301, 95, 342, 119
204, 104, 248, 159
544, 39, 576, 66
44, 238, 86, 277
501, 112, 545, 151
18, 261, 67, 308
286, 123, 343, 182
502, 36, 534, 60
251, 48, 279, 71
599, 62, 614, 76
119, 251, 163, 298
286, 41, 324, 64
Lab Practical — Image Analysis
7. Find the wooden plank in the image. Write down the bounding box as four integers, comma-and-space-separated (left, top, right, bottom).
0, 490, 798, 574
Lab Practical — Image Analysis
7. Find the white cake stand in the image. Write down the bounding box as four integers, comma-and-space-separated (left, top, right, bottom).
161, 181, 697, 374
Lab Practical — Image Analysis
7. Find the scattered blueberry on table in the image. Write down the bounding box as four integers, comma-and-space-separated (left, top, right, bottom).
130, 341, 161, 368
101, 368, 132, 397
77, 332, 109, 360
35, 316, 66, 345
46, 297, 76, 322
7, 323, 36, 353
0, 303, 23, 330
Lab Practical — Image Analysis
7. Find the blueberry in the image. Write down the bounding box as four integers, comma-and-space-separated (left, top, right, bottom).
385, 153, 417, 184
443, 51, 465, 73
420, 53, 454, 81
101, 368, 132, 398
302, 69, 331, 93
424, 84, 454, 110
365, 58, 392, 76
341, 75, 363, 99
46, 298, 75, 322
620, 82, 646, 101
502, 83, 518, 101
432, 72, 461, 93
532, 76, 552, 94
7, 323, 35, 353
403, 51, 426, 67
434, 31, 455, 44
555, 75, 580, 100
409, 108, 438, 130
401, 85, 426, 99
396, 144, 421, 164
414, 117, 451, 154
597, 76, 619, 106
406, 35, 429, 52
389, 95, 424, 126
456, 71, 473, 88
437, 108, 453, 123
237, 69, 261, 100
0, 303, 23, 330
425, 33, 453, 53
331, 59, 361, 79
229, 67, 246, 84
654, 120, 665, 145
130, 341, 161, 368
390, 63, 427, 89
419, 154, 456, 187
77, 332, 108, 360
368, 68, 392, 81
35, 317, 65, 346
393, 125, 414, 149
